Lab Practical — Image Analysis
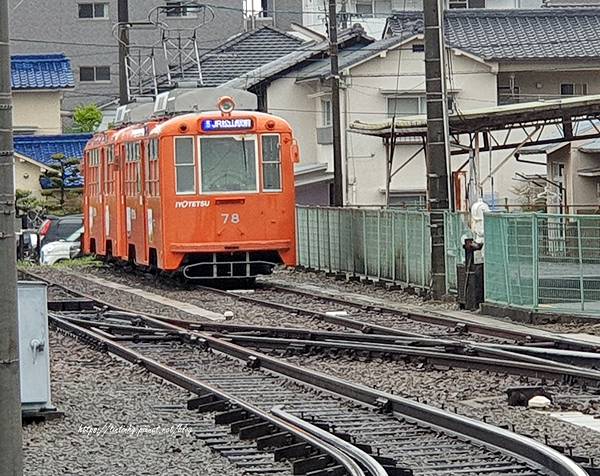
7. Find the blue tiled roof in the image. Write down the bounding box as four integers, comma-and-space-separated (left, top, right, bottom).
11, 54, 74, 90
14, 134, 92, 188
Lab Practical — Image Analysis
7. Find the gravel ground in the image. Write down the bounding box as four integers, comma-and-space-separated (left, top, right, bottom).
282, 353, 600, 460
262, 267, 458, 309
27, 266, 344, 332
23, 331, 238, 476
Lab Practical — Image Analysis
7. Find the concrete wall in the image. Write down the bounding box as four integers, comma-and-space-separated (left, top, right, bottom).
548, 144, 600, 213
14, 158, 44, 198
267, 77, 319, 164
12, 91, 63, 135
8, 0, 244, 112
296, 181, 331, 205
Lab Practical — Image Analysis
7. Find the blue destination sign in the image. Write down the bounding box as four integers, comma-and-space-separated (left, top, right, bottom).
201, 118, 253, 131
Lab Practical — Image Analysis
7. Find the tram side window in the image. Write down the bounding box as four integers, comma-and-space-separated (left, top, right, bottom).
134, 142, 141, 194
175, 137, 195, 194
262, 135, 281, 191
104, 145, 115, 194
145, 139, 160, 196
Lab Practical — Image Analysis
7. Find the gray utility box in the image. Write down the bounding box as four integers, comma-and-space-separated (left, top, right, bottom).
18, 281, 53, 414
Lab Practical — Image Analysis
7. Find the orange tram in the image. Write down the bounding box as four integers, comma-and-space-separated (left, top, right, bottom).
83, 88, 298, 279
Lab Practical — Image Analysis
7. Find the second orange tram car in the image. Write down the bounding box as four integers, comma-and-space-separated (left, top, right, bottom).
83, 88, 298, 279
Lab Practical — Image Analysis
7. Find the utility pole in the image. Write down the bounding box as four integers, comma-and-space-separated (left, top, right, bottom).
423, 0, 450, 297
0, 0, 24, 473
328, 0, 344, 206
118, 0, 130, 105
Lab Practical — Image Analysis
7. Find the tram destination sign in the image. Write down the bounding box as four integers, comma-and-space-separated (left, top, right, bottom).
201, 118, 253, 131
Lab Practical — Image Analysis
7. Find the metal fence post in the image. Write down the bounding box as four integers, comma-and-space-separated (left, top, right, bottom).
391, 211, 396, 282
377, 210, 381, 279
500, 217, 511, 306
326, 208, 332, 273
363, 209, 368, 277
532, 214, 539, 309
404, 214, 409, 283
351, 209, 357, 276
577, 218, 585, 312
306, 207, 311, 269
316, 208, 321, 270
338, 209, 343, 273
421, 213, 427, 288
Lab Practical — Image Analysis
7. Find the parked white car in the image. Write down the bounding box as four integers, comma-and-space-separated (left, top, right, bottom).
39, 226, 83, 265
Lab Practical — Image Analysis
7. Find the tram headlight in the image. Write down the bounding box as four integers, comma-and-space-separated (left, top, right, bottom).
217, 96, 235, 115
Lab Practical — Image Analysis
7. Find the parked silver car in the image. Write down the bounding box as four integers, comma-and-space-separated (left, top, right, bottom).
39, 226, 83, 265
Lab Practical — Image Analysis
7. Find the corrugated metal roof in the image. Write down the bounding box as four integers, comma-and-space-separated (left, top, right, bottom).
13, 134, 91, 188
386, 8, 600, 61
11, 54, 74, 90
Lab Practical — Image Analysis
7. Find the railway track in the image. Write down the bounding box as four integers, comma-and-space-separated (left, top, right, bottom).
23, 269, 600, 385
19, 268, 600, 475
51, 308, 591, 476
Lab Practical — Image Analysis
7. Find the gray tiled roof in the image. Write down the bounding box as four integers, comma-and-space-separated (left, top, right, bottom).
294, 35, 411, 81
223, 25, 374, 88
198, 26, 305, 86
386, 8, 600, 60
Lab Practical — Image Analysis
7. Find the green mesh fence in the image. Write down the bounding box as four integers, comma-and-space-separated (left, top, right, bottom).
296, 206, 432, 288
485, 212, 600, 314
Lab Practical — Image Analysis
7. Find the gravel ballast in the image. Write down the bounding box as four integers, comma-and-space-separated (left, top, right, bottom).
23, 332, 238, 476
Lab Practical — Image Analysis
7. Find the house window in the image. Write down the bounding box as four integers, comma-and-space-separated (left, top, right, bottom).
80, 66, 111, 82
448, 0, 484, 7
78, 3, 108, 19
387, 95, 454, 117
165, 1, 198, 17
412, 44, 425, 53
321, 98, 332, 127
387, 96, 426, 117
356, 1, 373, 15
560, 83, 587, 96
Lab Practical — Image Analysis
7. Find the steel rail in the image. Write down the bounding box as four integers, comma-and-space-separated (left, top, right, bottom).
216, 333, 600, 385
50, 314, 367, 476
252, 282, 600, 352
271, 406, 388, 476
57, 311, 600, 382
57, 307, 587, 476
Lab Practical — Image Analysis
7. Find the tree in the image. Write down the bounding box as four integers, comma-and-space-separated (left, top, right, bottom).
73, 103, 103, 132
511, 181, 546, 212
42, 154, 81, 207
